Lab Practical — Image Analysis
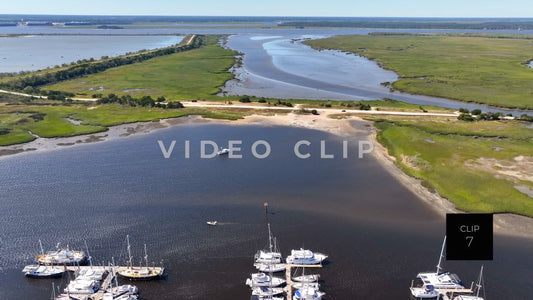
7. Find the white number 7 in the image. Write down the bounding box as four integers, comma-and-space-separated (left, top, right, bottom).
466, 236, 474, 247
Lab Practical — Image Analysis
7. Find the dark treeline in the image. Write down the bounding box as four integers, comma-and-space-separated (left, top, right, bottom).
0, 35, 203, 92
97, 94, 184, 109
279, 21, 533, 30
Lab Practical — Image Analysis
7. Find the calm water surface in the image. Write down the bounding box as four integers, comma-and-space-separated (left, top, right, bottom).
0, 124, 532, 299
0, 35, 183, 72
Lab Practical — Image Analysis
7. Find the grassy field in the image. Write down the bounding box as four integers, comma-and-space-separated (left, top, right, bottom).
370, 116, 533, 217
0, 103, 246, 146
305, 34, 533, 109
46, 35, 237, 100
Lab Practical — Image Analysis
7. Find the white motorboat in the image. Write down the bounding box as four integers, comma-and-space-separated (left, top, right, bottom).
293, 284, 326, 300
23, 264, 64, 278
255, 223, 282, 264
254, 263, 286, 273
36, 243, 87, 266
253, 296, 284, 300
76, 268, 107, 281
293, 274, 320, 283
286, 248, 327, 265
206, 220, 218, 226
292, 282, 320, 290
251, 286, 285, 297
246, 272, 286, 287
410, 236, 466, 298
64, 278, 100, 294
106, 284, 139, 296
217, 148, 229, 155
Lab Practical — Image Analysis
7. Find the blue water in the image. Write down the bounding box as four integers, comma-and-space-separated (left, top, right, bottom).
0, 124, 532, 299
0, 35, 183, 72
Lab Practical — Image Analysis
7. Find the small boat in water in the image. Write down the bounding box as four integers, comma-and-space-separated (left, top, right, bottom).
206, 220, 218, 226
246, 272, 286, 287
117, 236, 164, 280
286, 248, 327, 265
217, 148, 229, 155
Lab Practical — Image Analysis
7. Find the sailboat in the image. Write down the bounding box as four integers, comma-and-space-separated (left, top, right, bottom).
255, 224, 282, 264
103, 261, 139, 300
254, 224, 286, 273
452, 266, 486, 300
116, 235, 164, 280
23, 240, 64, 278
410, 236, 465, 299
292, 266, 320, 283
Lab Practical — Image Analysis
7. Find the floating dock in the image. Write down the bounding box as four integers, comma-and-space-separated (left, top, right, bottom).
284, 263, 323, 297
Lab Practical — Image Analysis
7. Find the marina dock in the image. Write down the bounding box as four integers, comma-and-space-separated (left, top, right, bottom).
55, 265, 163, 300
284, 263, 323, 297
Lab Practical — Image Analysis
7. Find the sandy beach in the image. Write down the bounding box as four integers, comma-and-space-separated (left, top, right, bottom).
1, 105, 532, 238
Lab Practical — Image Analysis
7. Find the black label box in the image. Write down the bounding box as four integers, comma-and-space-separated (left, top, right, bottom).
446, 213, 493, 260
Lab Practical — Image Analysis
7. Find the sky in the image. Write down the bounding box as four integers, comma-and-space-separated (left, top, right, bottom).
2, 0, 533, 18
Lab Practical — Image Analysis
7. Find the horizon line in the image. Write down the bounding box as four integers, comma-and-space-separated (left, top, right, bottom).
2, 14, 533, 19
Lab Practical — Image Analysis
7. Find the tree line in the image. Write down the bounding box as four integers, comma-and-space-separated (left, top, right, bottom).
0, 35, 203, 93
96, 94, 184, 109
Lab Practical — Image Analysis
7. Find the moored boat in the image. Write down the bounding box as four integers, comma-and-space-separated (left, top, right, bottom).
251, 286, 285, 297
23, 240, 64, 278
286, 248, 327, 265
64, 278, 100, 294
246, 272, 286, 287
255, 223, 282, 264
254, 262, 286, 273
23, 264, 64, 278
293, 284, 326, 300
410, 285, 440, 299
117, 236, 164, 280
410, 236, 466, 299
36, 243, 87, 266
453, 265, 486, 300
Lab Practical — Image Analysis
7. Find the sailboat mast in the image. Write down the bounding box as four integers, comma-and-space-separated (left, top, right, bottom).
84, 240, 93, 267
126, 235, 133, 269
267, 223, 273, 252
39, 239, 45, 256
436, 236, 446, 274
144, 244, 149, 269
476, 265, 484, 297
